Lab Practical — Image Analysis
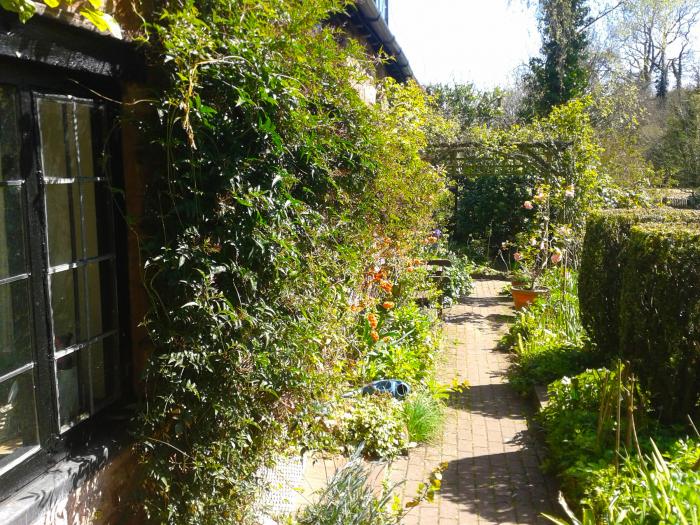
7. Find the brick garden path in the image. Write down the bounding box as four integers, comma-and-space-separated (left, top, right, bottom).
391, 279, 559, 525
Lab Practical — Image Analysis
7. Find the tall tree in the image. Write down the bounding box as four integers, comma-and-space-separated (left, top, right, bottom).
614, 0, 700, 97
524, 0, 592, 116
427, 83, 519, 134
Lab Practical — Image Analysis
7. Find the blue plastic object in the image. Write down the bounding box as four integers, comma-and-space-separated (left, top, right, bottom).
361, 379, 411, 399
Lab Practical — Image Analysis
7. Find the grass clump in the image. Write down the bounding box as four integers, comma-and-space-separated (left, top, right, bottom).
402, 390, 445, 444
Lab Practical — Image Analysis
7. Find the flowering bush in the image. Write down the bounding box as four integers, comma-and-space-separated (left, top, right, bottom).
445, 97, 607, 259
510, 185, 576, 289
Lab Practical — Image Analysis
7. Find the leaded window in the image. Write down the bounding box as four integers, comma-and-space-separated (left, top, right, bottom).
0, 85, 120, 479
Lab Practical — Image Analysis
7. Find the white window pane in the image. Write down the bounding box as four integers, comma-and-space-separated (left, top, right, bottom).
90, 336, 117, 407
56, 350, 89, 430
0, 186, 27, 279
82, 182, 114, 258
86, 260, 116, 338
75, 104, 95, 179
0, 371, 38, 471
0, 280, 32, 376
37, 98, 78, 180
0, 86, 21, 182
45, 183, 83, 266
51, 268, 88, 349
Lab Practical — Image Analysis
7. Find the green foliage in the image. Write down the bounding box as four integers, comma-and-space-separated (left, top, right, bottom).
541, 366, 700, 524
135, 0, 450, 522
579, 208, 700, 363
445, 97, 605, 258
589, 82, 660, 191
360, 303, 439, 385
504, 269, 595, 394
452, 171, 533, 252
619, 223, 700, 422
649, 89, 700, 188
440, 252, 474, 304
340, 395, 409, 460
294, 451, 401, 525
401, 390, 445, 444
523, 0, 591, 117
293, 453, 448, 525
0, 0, 121, 36
427, 83, 508, 133
546, 441, 700, 525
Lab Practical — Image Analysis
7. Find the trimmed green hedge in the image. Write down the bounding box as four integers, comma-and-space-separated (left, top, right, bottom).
620, 224, 700, 422
579, 209, 700, 362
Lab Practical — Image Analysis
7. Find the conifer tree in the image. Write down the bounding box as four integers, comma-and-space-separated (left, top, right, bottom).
524, 0, 591, 117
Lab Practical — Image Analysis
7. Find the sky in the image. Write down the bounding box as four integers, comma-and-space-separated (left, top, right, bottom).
389, 1, 700, 90
389, 0, 541, 89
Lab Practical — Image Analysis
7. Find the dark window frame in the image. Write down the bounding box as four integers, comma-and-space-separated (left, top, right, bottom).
0, 59, 132, 498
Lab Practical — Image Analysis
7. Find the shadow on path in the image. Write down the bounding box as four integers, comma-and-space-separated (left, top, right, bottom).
440, 451, 558, 525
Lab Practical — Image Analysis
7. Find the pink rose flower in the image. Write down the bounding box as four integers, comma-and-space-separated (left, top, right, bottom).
514, 252, 523, 261
551, 251, 563, 264
523, 201, 534, 210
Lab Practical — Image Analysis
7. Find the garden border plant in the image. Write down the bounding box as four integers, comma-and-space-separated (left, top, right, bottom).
133, 0, 454, 522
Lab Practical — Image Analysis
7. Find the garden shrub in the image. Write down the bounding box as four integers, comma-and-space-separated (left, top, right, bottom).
339, 395, 409, 460
451, 171, 533, 252
135, 0, 452, 521
359, 303, 440, 385
579, 208, 700, 363
539, 368, 622, 500
440, 252, 474, 304
619, 223, 700, 422
294, 451, 401, 525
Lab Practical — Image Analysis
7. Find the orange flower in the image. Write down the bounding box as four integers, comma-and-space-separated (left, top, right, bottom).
367, 313, 378, 329
406, 266, 415, 273
382, 301, 395, 310
379, 280, 393, 293
370, 330, 380, 342
412, 258, 422, 265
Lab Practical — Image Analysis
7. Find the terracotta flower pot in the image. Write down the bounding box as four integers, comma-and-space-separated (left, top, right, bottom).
511, 287, 549, 310
510, 280, 528, 288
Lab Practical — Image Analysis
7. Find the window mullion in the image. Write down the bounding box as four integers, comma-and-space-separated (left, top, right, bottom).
21, 89, 60, 445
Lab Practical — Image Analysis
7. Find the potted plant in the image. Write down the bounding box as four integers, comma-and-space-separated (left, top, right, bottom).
509, 190, 565, 310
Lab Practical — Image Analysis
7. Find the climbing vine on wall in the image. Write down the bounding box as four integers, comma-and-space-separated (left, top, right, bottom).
135, 0, 452, 522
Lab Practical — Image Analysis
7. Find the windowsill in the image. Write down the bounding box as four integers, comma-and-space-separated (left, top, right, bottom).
0, 407, 134, 525
0, 446, 41, 478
